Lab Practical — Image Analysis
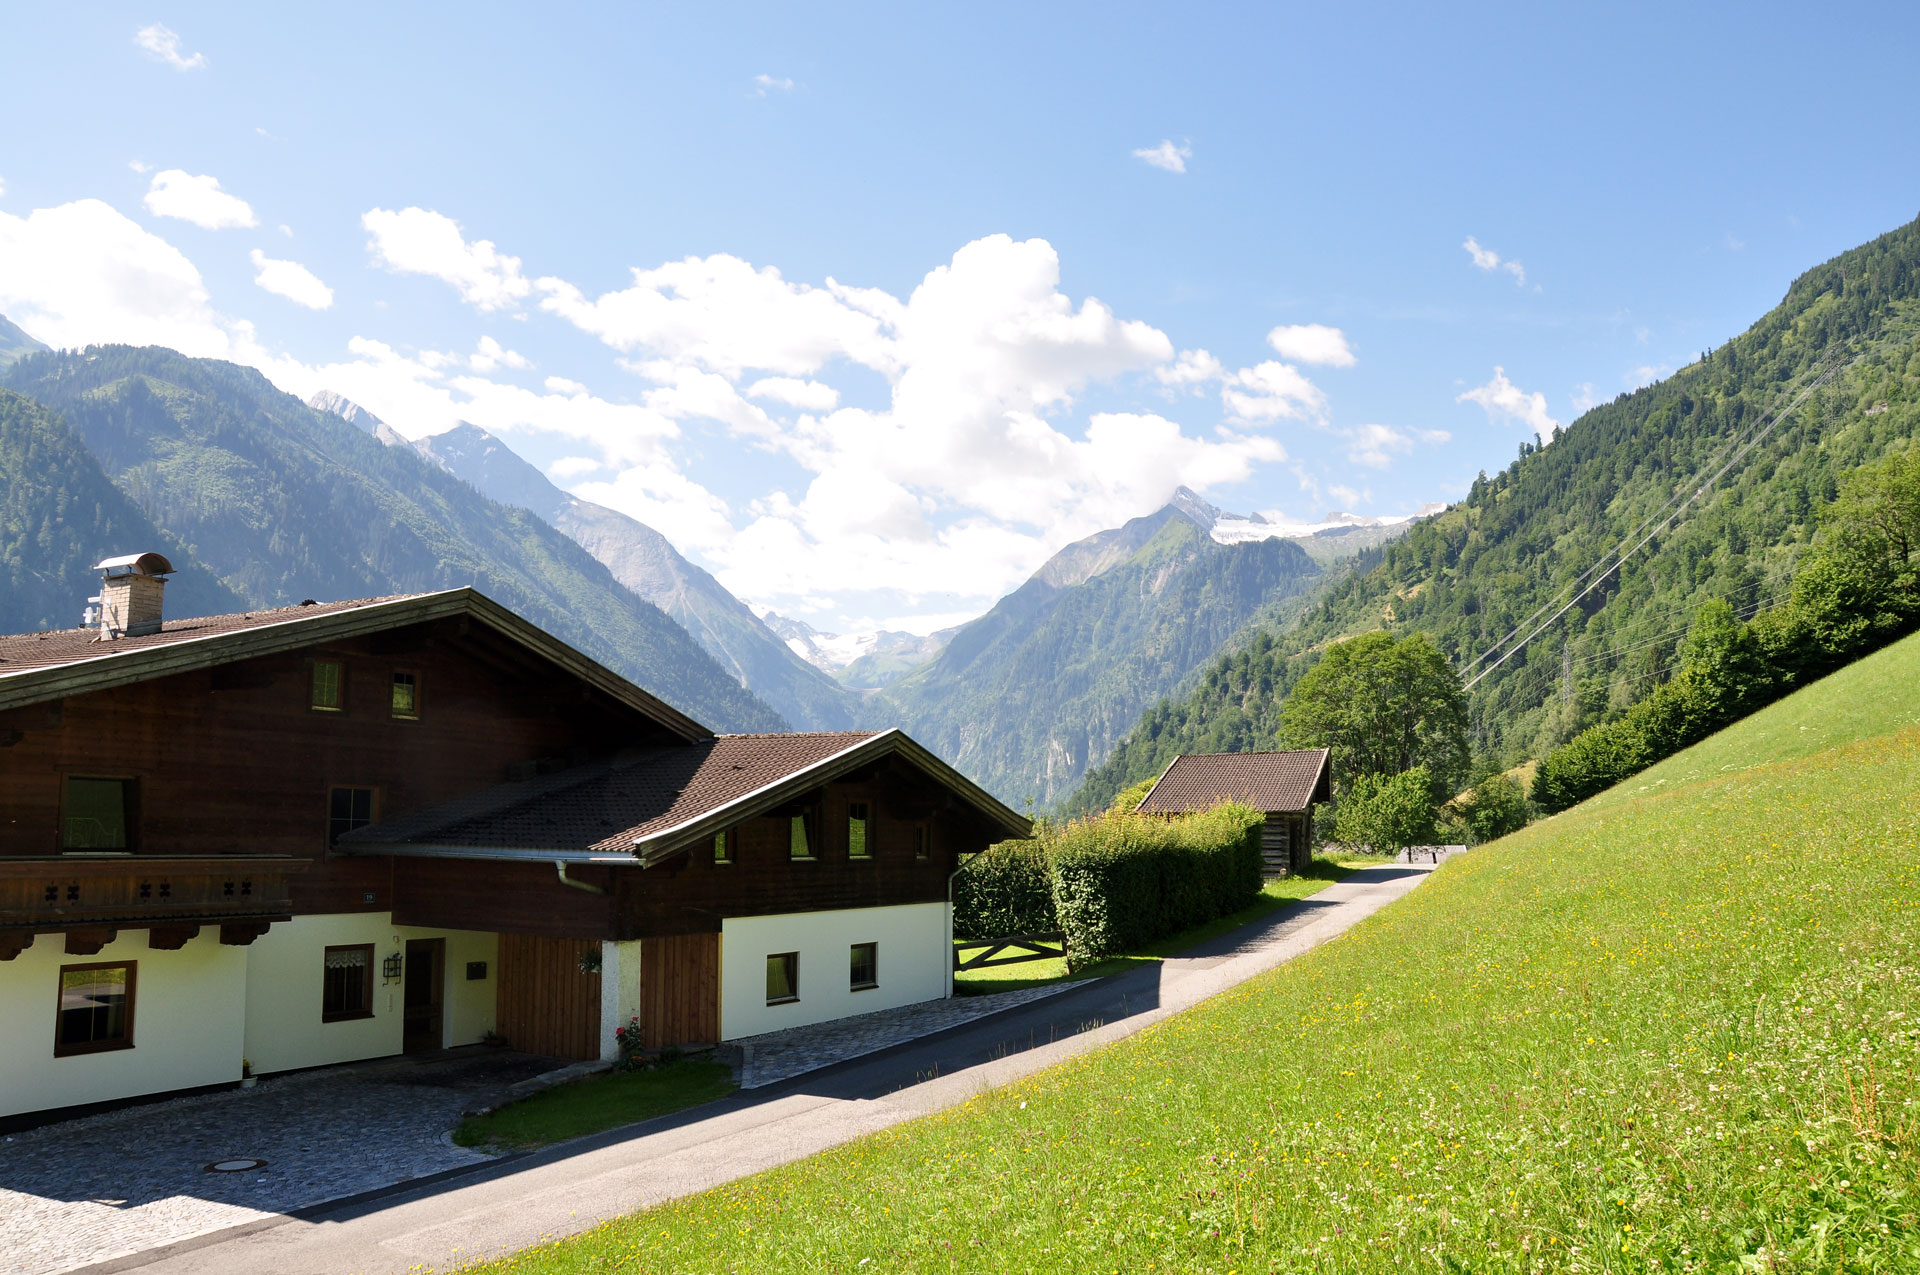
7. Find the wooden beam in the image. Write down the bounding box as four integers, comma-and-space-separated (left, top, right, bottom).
65, 928, 118, 956
148, 925, 202, 950
219, 921, 272, 946
0, 932, 35, 960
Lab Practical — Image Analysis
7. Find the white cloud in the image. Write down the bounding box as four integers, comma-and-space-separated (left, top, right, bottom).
249, 249, 333, 309
549, 455, 602, 480
1156, 348, 1225, 388
1346, 424, 1413, 469
0, 199, 252, 356
1571, 382, 1601, 413
0, 175, 6, 198
135, 24, 207, 71
544, 375, 589, 396
1724, 232, 1746, 252
1266, 323, 1356, 367
747, 376, 840, 412
539, 252, 897, 378
1457, 366, 1559, 442
128, 160, 153, 174
1626, 363, 1672, 389
1329, 483, 1367, 507
1463, 235, 1527, 286
1222, 360, 1324, 423
1133, 140, 1192, 173
753, 74, 795, 95
362, 207, 531, 311
470, 334, 530, 372
143, 170, 257, 230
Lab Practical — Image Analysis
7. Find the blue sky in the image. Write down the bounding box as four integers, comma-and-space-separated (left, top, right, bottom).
3, 2, 1917, 634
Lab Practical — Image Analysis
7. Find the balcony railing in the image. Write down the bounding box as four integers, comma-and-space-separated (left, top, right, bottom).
0, 856, 308, 955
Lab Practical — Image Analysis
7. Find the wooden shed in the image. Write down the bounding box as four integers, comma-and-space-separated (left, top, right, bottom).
1134, 749, 1332, 877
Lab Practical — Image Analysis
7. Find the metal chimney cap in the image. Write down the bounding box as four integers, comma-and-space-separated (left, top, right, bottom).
93, 553, 176, 577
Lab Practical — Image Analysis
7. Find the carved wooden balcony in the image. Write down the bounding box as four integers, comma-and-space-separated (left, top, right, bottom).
0, 856, 308, 958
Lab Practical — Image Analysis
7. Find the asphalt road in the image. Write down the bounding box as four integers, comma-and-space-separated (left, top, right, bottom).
87, 862, 1437, 1275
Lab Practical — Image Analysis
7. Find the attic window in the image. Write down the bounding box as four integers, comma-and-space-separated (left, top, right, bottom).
847, 802, 871, 860
311, 661, 343, 712
329, 786, 375, 848
789, 814, 814, 861
712, 829, 733, 865
63, 777, 132, 851
390, 672, 419, 720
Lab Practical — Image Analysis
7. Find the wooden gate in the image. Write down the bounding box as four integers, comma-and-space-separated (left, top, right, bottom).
639, 932, 719, 1048
1260, 815, 1292, 877
496, 934, 601, 1060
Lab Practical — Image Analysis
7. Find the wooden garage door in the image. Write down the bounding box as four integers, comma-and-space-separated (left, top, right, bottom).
640, 932, 720, 1048
496, 935, 602, 1060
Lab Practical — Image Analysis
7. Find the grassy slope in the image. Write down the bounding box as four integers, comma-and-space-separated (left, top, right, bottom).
475, 630, 1920, 1273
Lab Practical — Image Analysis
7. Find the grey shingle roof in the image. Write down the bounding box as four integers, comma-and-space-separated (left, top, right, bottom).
342, 732, 885, 857
1134, 749, 1331, 816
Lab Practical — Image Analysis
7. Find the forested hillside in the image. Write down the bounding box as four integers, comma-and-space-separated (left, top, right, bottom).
0, 389, 241, 634
1074, 214, 1920, 812
1, 348, 785, 733
867, 501, 1322, 806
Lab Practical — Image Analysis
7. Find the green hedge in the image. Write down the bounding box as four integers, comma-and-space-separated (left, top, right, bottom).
952, 804, 1267, 968
1050, 804, 1264, 967
952, 840, 1056, 939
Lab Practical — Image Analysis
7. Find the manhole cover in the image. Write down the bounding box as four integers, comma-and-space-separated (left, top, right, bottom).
205, 1158, 267, 1173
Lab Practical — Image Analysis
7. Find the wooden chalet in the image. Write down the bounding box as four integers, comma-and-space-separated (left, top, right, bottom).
0, 557, 1027, 1124
1134, 749, 1331, 876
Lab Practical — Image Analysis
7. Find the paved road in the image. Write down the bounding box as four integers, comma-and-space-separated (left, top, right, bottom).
90, 863, 1437, 1275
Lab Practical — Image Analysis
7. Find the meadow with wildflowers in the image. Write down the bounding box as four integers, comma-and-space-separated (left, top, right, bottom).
470, 631, 1920, 1273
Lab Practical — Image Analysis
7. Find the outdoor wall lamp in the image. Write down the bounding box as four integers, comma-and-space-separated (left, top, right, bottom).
382, 951, 404, 983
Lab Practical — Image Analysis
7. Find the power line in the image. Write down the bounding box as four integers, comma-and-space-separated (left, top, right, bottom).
1462, 344, 1854, 692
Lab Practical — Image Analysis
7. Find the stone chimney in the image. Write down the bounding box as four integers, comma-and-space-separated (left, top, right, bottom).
93, 553, 176, 638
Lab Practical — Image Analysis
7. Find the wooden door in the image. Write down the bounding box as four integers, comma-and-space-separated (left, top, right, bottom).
402, 938, 445, 1053
496, 934, 602, 1060
640, 932, 720, 1048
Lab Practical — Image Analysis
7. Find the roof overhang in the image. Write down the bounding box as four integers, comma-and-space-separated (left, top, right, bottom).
627, 728, 1032, 867
0, 588, 710, 742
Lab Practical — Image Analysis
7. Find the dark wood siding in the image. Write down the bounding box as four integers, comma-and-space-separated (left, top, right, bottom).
496, 934, 602, 1060
639, 932, 719, 1047
0, 620, 667, 920
620, 760, 1002, 936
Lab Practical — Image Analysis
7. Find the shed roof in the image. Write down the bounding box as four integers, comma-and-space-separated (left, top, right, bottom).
338, 728, 1031, 866
1134, 749, 1331, 816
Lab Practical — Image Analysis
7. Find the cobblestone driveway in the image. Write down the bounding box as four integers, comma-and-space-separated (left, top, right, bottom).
0, 1050, 555, 1275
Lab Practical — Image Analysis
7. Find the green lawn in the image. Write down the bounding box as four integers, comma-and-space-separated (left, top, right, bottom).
452, 1060, 737, 1153
467, 631, 1920, 1272
952, 855, 1355, 993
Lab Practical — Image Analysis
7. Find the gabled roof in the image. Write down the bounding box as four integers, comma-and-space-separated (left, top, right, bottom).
339, 728, 1032, 866
1135, 748, 1331, 816
0, 588, 710, 742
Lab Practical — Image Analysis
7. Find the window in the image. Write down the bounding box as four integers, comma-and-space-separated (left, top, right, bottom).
712, 828, 733, 865
55, 962, 135, 1056
850, 942, 878, 991
766, 951, 799, 1004
913, 822, 930, 861
62, 777, 132, 850
847, 802, 871, 860
390, 671, 419, 720
789, 813, 814, 861
322, 945, 374, 1021
328, 786, 375, 848
311, 660, 343, 712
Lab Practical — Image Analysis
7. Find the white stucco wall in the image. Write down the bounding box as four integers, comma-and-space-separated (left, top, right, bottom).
719, 903, 948, 1041
241, 915, 497, 1076
599, 939, 642, 1061
0, 930, 247, 1120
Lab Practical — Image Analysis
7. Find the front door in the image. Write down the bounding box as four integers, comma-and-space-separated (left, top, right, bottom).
403, 938, 445, 1053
